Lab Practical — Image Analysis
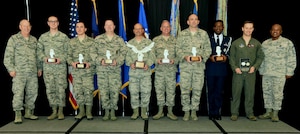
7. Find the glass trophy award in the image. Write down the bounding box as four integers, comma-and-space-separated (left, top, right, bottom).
105, 50, 113, 64
135, 53, 145, 69
162, 49, 170, 63
76, 54, 86, 69
240, 58, 250, 72
215, 46, 224, 61
190, 47, 200, 61
47, 49, 57, 63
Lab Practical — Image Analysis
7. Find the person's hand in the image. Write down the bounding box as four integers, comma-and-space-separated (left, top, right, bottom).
210, 55, 216, 62
110, 59, 117, 66
130, 63, 135, 70
248, 66, 255, 73
9, 71, 16, 77
185, 56, 191, 62
144, 64, 148, 70
235, 68, 242, 74
55, 58, 61, 64
84, 62, 90, 69
101, 59, 108, 66
286, 75, 293, 79
38, 70, 42, 77
170, 59, 174, 64
157, 59, 162, 64
72, 62, 78, 68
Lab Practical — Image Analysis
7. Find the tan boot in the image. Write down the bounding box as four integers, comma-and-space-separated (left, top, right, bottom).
183, 111, 190, 121
272, 110, 279, 122
153, 106, 164, 120
259, 108, 272, 119
14, 110, 22, 124
57, 107, 64, 120
110, 109, 117, 121
75, 105, 85, 120
141, 107, 148, 120
131, 108, 139, 120
86, 105, 93, 120
102, 109, 110, 121
191, 110, 198, 121
47, 106, 58, 120
167, 106, 178, 120
24, 108, 38, 120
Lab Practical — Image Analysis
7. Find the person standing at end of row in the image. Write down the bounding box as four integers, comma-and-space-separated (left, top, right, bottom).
176, 13, 211, 121
229, 20, 264, 121
4, 19, 42, 124
152, 20, 178, 120
258, 24, 297, 122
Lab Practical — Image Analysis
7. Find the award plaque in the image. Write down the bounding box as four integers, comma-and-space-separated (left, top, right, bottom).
240, 58, 250, 72
190, 47, 200, 61
105, 50, 113, 64
47, 49, 57, 63
215, 46, 224, 61
162, 49, 170, 63
135, 53, 145, 69
76, 54, 86, 69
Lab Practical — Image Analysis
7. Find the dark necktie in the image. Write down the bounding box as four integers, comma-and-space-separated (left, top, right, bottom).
217, 35, 220, 46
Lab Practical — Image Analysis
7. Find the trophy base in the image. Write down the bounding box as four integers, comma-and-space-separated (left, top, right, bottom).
47, 58, 57, 63
76, 63, 86, 69
105, 59, 113, 64
135, 61, 145, 69
162, 59, 170, 64
215, 56, 224, 62
190, 56, 200, 61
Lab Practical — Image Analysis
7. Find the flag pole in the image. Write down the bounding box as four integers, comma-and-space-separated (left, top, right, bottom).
122, 96, 125, 117
25, 0, 30, 20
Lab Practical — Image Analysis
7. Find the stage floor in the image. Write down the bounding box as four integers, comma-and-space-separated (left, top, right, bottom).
0, 116, 299, 134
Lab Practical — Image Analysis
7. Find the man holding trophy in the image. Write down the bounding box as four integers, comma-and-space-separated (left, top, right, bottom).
176, 14, 211, 121
152, 20, 178, 120
94, 19, 127, 121
229, 21, 264, 121
37, 16, 69, 120
125, 23, 156, 120
67, 22, 97, 120
205, 20, 232, 120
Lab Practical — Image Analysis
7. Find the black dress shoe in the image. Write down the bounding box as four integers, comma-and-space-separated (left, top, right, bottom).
215, 115, 222, 120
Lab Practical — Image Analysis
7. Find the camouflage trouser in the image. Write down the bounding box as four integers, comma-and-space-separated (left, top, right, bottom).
180, 70, 204, 112
73, 74, 94, 106
98, 71, 121, 110
44, 70, 67, 107
262, 75, 286, 110
12, 73, 38, 111
154, 71, 176, 107
129, 74, 152, 109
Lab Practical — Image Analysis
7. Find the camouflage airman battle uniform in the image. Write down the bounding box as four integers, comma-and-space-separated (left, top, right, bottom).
4, 32, 42, 122
94, 34, 127, 120
176, 28, 211, 120
67, 35, 97, 119
38, 31, 69, 120
125, 38, 156, 119
153, 34, 178, 120
259, 36, 296, 121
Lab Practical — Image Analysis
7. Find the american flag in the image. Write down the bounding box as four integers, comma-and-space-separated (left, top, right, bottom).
69, 0, 79, 38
